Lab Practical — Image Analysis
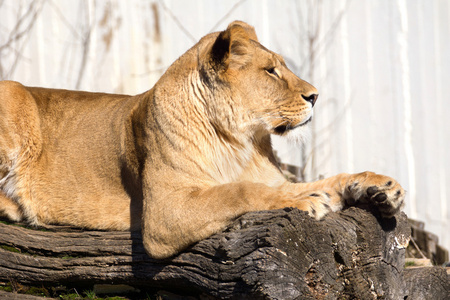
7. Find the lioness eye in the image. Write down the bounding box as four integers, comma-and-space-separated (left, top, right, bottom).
266, 67, 280, 78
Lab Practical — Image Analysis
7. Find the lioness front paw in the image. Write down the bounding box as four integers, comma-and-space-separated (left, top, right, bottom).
273, 190, 334, 220
295, 191, 334, 220
344, 172, 405, 217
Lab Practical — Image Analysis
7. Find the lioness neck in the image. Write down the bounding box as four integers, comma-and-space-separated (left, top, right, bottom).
144, 69, 255, 185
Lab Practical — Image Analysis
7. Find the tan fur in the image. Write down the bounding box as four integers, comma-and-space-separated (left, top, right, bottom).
0, 21, 404, 259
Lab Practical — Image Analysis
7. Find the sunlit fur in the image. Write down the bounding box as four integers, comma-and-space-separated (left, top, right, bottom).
0, 21, 405, 259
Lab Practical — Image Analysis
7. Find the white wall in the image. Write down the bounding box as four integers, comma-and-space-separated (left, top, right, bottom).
1, 0, 449, 251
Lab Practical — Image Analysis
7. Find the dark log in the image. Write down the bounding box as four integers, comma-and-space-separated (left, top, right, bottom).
0, 207, 448, 299
404, 267, 450, 299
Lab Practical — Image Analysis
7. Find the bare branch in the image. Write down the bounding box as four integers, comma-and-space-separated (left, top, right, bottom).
74, 0, 95, 90
0, 0, 46, 79
300, 0, 352, 71
47, 0, 83, 39
0, 1, 42, 52
209, 0, 248, 32
158, 0, 196, 43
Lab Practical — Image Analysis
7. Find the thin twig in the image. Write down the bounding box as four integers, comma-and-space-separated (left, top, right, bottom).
409, 236, 427, 259
75, 0, 95, 90
47, 0, 82, 39
300, 0, 352, 71
0, 0, 45, 79
209, 0, 248, 32
158, 0, 196, 43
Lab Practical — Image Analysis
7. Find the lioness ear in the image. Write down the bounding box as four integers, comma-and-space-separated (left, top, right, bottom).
210, 21, 258, 71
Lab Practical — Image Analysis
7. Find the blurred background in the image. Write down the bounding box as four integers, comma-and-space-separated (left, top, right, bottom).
1, 0, 449, 252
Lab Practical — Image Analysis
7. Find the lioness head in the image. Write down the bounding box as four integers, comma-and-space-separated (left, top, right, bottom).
198, 21, 318, 142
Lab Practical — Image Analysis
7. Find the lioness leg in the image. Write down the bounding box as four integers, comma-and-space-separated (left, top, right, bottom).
286, 171, 405, 218
143, 172, 404, 259
0, 192, 22, 222
0, 81, 42, 226
142, 181, 334, 258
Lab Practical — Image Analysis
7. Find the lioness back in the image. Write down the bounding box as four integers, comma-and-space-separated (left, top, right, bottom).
0, 81, 144, 230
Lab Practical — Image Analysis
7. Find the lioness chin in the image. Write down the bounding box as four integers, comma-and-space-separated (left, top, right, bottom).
0, 21, 404, 259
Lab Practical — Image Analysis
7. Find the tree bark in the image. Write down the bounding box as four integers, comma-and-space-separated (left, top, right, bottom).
0, 207, 448, 299
403, 267, 450, 299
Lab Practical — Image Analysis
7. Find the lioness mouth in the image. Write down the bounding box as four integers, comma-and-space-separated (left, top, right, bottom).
274, 117, 312, 134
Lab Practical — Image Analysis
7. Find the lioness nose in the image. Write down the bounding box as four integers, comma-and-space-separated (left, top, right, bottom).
302, 93, 318, 107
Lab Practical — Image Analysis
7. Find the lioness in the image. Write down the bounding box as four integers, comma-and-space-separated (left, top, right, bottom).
0, 21, 404, 259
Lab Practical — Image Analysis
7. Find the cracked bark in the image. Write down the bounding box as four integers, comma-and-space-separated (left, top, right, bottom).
0, 207, 448, 299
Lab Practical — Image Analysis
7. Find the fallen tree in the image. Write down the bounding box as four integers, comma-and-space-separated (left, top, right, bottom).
0, 207, 448, 299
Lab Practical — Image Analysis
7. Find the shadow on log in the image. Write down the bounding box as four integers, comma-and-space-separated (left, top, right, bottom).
0, 207, 448, 299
